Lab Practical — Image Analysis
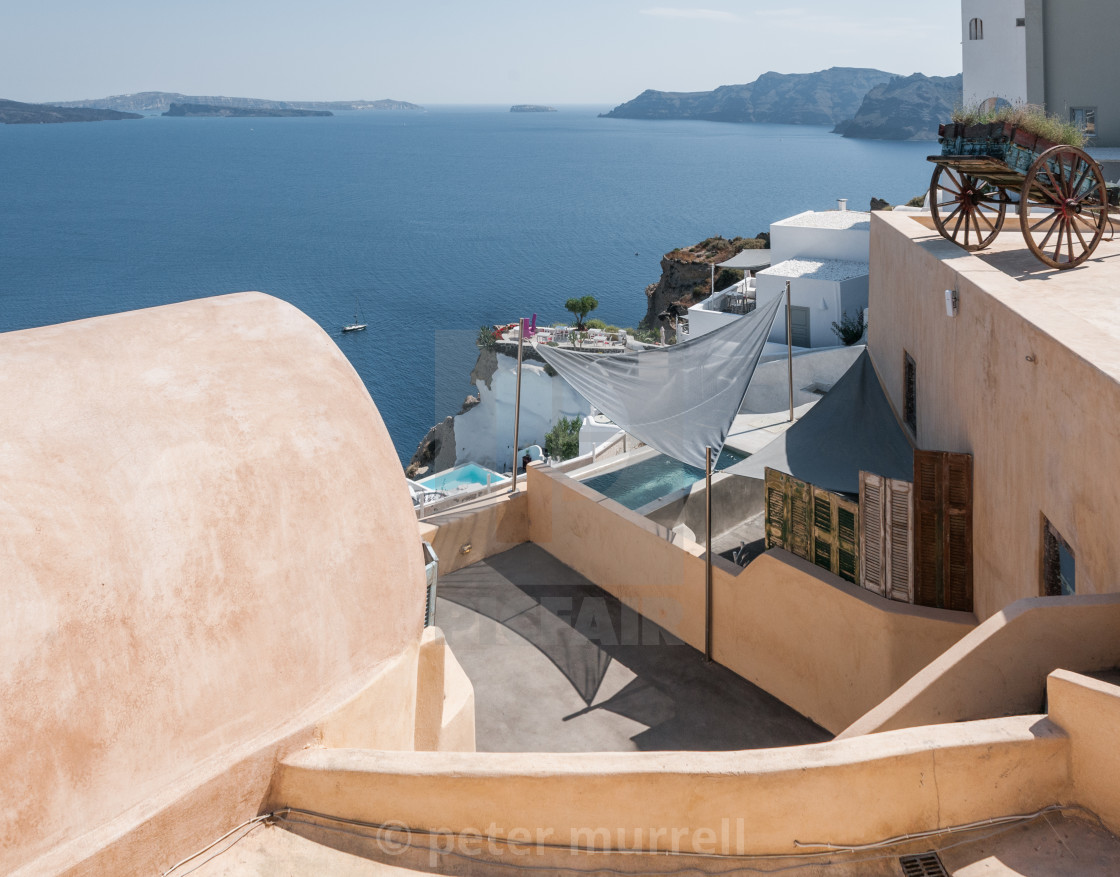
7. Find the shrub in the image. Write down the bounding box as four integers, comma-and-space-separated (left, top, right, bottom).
831, 310, 866, 346
906, 194, 926, 208
544, 416, 581, 461
585, 318, 607, 330
714, 267, 744, 292
477, 325, 496, 350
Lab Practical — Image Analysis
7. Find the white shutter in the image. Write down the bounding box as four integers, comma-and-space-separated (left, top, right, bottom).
885, 478, 915, 603
860, 471, 886, 596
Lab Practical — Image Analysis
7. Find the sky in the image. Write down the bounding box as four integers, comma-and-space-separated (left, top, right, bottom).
4, 1, 963, 105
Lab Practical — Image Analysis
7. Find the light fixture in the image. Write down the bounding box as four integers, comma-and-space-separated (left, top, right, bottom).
945, 289, 959, 317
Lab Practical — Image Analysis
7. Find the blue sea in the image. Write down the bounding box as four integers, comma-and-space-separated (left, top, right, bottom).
0, 106, 934, 464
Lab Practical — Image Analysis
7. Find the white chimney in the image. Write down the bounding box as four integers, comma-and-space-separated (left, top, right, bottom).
837, 198, 847, 212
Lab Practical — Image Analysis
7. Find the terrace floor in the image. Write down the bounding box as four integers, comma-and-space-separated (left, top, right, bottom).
435, 543, 828, 752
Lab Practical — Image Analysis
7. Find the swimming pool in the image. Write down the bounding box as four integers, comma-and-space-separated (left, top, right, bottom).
581, 449, 747, 511
417, 463, 509, 493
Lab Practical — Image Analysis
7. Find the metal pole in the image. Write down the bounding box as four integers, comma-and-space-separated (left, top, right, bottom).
704, 445, 713, 664
710, 263, 715, 296
511, 317, 525, 493
786, 280, 794, 423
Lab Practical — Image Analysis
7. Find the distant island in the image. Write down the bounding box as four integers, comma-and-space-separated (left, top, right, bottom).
601, 67, 895, 126
832, 73, 963, 140
52, 92, 424, 114
163, 103, 332, 118
0, 98, 141, 125
510, 105, 557, 113
601, 66, 963, 141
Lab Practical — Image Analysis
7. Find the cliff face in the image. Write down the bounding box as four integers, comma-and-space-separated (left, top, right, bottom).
52, 92, 423, 113
602, 67, 895, 125
832, 73, 962, 140
641, 236, 768, 337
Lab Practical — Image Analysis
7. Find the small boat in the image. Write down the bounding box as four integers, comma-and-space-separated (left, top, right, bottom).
342, 296, 367, 333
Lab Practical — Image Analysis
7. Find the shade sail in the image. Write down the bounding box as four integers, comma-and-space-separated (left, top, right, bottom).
534, 294, 782, 469
724, 349, 913, 494
717, 249, 771, 271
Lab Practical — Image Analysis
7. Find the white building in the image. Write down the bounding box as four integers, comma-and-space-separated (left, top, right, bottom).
680, 207, 870, 349
962, 0, 1120, 147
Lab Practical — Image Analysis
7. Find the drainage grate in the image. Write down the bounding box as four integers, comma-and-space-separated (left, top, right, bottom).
899, 852, 949, 877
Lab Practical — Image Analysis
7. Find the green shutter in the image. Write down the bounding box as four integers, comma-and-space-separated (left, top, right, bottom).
765, 468, 789, 551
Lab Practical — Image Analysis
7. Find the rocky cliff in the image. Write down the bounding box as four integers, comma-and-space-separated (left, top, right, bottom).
641, 235, 769, 338
163, 103, 333, 118
602, 67, 894, 126
0, 98, 141, 124
832, 73, 962, 140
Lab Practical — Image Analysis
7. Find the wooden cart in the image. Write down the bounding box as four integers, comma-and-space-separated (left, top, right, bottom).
927, 122, 1111, 269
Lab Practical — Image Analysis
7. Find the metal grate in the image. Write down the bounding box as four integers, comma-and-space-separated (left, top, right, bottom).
899, 851, 949, 877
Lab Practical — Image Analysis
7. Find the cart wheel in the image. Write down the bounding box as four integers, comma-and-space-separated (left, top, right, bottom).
1020, 146, 1108, 269
929, 164, 1007, 251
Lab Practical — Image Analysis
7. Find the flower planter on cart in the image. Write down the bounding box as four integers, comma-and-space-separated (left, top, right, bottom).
927, 121, 1112, 269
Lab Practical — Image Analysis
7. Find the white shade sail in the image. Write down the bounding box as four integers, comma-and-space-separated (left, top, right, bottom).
534, 294, 782, 469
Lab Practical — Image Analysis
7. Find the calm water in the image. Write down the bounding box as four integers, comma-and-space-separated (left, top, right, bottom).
583, 450, 747, 511
0, 107, 934, 463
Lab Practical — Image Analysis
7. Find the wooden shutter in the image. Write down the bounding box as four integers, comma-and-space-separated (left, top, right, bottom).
913, 449, 973, 611
765, 468, 789, 551
789, 476, 812, 560
812, 486, 835, 571
860, 471, 886, 596
885, 478, 915, 603
945, 454, 973, 612
836, 497, 859, 585
913, 449, 943, 607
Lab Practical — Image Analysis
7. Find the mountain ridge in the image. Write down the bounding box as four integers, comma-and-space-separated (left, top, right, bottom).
52, 92, 423, 114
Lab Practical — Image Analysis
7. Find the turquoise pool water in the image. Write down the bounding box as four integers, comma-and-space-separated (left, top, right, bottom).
581, 450, 747, 511
418, 463, 509, 492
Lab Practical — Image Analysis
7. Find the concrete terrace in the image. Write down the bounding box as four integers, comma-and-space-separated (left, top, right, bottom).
436, 543, 829, 752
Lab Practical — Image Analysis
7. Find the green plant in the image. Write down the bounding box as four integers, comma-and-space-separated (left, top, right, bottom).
831, 310, 866, 346
477, 325, 496, 350
951, 102, 1084, 147
714, 267, 744, 292
544, 416, 581, 461
585, 318, 607, 330
564, 295, 599, 330
906, 194, 926, 208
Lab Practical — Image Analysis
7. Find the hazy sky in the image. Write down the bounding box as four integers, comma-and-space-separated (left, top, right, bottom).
5, 1, 963, 105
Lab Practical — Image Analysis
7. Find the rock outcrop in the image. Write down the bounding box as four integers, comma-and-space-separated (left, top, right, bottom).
601, 67, 895, 126
641, 235, 768, 338
0, 98, 141, 124
163, 103, 333, 118
832, 73, 962, 141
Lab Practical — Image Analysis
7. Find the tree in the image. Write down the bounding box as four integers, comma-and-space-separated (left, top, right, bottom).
544, 416, 581, 461
564, 295, 599, 330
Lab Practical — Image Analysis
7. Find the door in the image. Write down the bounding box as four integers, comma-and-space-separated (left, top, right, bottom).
787, 305, 811, 347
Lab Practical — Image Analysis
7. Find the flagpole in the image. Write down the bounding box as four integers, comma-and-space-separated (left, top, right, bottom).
704, 445, 713, 664
786, 280, 794, 423
511, 317, 525, 494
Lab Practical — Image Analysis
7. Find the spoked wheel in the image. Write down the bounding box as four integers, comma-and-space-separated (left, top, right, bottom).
1020, 145, 1108, 269
929, 164, 1007, 251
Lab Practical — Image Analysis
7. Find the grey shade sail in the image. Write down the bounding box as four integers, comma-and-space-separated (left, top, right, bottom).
535, 294, 782, 470
716, 249, 771, 271
725, 349, 914, 494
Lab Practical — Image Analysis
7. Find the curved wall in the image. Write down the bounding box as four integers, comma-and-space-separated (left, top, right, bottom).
0, 293, 425, 874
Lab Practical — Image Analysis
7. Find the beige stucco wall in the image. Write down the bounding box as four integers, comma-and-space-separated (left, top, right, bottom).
1, 293, 429, 875
527, 466, 974, 733
840, 593, 1120, 738
269, 715, 1068, 856
419, 490, 529, 576
869, 213, 1120, 621
1047, 669, 1120, 836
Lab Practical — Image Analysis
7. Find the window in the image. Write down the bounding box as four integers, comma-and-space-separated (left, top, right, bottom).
1071, 107, 1097, 139
969, 17, 983, 40
1016, 17, 1026, 26
903, 352, 916, 435
1042, 518, 1075, 596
